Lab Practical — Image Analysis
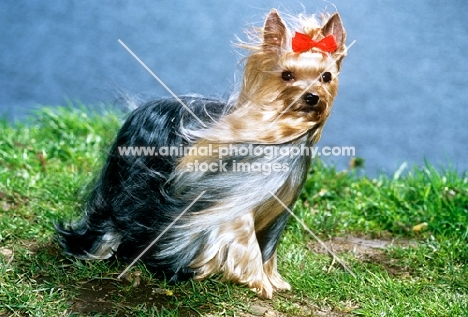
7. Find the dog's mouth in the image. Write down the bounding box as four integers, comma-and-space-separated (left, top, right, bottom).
302, 103, 320, 113
300, 99, 329, 122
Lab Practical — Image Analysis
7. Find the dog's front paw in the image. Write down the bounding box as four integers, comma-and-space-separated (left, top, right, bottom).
249, 278, 274, 299
262, 250, 291, 291
268, 273, 291, 291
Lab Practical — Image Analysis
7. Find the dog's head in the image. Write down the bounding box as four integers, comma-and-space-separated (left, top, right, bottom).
233, 10, 347, 143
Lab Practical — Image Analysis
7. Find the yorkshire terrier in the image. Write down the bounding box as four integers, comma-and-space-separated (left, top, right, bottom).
56, 9, 346, 299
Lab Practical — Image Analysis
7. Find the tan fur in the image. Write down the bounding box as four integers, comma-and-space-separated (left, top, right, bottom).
191, 211, 273, 297
263, 250, 291, 291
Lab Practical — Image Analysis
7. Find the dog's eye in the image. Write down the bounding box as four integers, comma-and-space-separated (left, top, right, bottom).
321, 72, 332, 83
281, 71, 295, 81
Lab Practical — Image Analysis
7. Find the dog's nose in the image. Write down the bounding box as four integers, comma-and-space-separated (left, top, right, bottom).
304, 93, 319, 106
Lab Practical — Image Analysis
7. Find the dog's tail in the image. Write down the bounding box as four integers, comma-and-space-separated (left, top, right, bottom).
54, 219, 120, 260
55, 217, 121, 260
55, 185, 122, 260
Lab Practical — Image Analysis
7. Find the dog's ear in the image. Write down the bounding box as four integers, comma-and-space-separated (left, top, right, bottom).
322, 13, 346, 69
322, 13, 346, 49
262, 9, 287, 50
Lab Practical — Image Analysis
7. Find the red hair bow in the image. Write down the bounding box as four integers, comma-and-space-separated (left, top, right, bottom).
292, 32, 338, 53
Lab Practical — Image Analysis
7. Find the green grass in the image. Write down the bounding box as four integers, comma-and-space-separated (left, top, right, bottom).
1, 106, 467, 316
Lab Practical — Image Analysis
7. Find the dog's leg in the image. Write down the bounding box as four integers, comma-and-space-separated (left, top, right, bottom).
254, 208, 291, 291
263, 249, 291, 291
191, 211, 274, 298
220, 213, 274, 299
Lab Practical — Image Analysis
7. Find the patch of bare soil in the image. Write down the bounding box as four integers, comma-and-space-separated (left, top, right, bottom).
244, 300, 354, 317
201, 300, 280, 317
69, 277, 198, 317
308, 235, 417, 277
